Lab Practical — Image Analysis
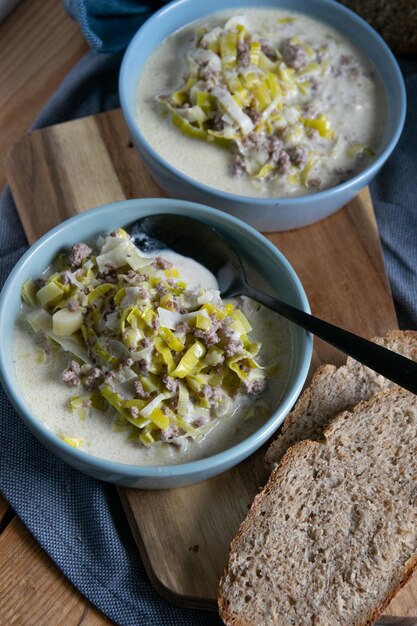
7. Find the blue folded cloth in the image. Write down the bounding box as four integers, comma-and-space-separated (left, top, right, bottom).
370, 62, 417, 329
65, 0, 170, 52
0, 3, 417, 625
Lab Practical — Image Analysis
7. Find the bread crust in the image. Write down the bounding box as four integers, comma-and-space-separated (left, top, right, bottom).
219, 386, 417, 626
265, 331, 417, 470
362, 553, 417, 626
337, 1, 417, 55
219, 441, 317, 626
221, 332, 417, 624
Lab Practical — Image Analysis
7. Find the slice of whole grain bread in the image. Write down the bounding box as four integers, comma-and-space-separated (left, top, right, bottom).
265, 330, 417, 471
218, 387, 417, 626
338, 1, 417, 55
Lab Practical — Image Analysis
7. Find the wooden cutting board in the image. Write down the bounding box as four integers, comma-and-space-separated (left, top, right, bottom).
6, 108, 417, 624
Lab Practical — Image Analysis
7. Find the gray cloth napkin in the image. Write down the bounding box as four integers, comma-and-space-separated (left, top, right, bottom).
64, 0, 170, 52
0, 48, 416, 626
370, 60, 417, 329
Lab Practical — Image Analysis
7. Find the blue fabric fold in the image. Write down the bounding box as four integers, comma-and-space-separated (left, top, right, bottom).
65, 0, 170, 52
369, 69, 417, 329
0, 3, 416, 624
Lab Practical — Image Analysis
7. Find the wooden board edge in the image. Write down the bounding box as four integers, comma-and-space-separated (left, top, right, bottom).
6, 133, 30, 183
376, 615, 417, 626
6, 134, 42, 245
117, 487, 218, 612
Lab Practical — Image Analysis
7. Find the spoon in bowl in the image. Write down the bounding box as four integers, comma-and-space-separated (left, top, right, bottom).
129, 213, 417, 395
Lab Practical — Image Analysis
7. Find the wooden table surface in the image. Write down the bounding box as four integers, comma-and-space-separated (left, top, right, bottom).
0, 1, 113, 623
0, 3, 415, 626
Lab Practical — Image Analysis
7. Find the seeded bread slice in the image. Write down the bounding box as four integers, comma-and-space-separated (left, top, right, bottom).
338, 1, 417, 55
218, 388, 417, 626
265, 330, 417, 471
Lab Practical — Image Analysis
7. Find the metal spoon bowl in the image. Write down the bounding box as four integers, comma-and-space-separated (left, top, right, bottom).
129, 213, 417, 395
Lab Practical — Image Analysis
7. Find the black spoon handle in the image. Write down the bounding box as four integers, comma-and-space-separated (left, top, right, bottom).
241, 283, 417, 396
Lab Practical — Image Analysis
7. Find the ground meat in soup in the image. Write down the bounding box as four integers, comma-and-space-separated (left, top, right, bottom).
135, 8, 385, 199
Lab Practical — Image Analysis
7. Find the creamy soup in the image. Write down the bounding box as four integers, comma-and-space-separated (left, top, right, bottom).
135, 8, 386, 198
13, 230, 292, 466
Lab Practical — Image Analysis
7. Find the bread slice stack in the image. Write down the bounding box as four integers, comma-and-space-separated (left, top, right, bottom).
218, 331, 417, 626
265, 330, 417, 471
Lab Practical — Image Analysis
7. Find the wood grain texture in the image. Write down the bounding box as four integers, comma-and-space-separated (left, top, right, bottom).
0, 517, 113, 626
0, 2, 101, 624
271, 187, 396, 366
6, 108, 416, 621
0, 0, 88, 190
118, 449, 267, 611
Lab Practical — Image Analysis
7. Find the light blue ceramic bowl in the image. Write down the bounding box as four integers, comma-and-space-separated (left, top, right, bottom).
119, 0, 406, 232
0, 199, 312, 489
